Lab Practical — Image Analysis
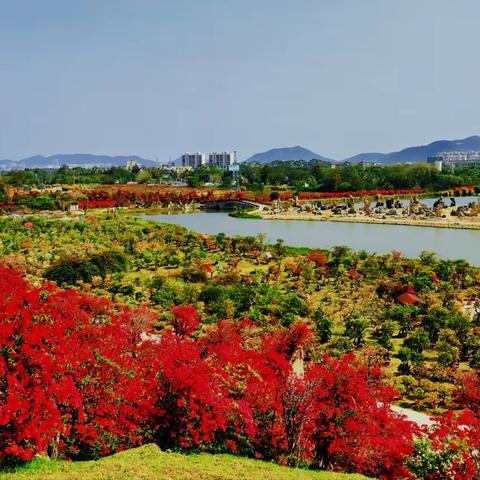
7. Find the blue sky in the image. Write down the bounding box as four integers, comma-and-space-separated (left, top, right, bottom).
1, 0, 479, 161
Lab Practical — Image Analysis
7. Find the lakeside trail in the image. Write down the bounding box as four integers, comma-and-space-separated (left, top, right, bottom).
257, 208, 480, 230
391, 406, 434, 427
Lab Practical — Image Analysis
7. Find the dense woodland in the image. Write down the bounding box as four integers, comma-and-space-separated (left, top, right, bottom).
2, 161, 480, 195
2, 213, 480, 478
239, 161, 480, 193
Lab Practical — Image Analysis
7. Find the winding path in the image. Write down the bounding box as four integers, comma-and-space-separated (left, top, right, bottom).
391, 405, 434, 427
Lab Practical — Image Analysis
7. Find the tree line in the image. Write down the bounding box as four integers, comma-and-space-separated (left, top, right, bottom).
1, 161, 480, 195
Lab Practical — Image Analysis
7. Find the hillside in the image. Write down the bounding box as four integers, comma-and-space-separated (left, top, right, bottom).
0, 154, 159, 170
244, 136, 480, 165
345, 135, 480, 164
245, 146, 333, 163
0, 445, 365, 480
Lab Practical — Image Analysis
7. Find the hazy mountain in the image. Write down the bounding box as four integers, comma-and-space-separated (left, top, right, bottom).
3, 136, 480, 171
245, 146, 333, 163
345, 135, 480, 164
0, 154, 160, 171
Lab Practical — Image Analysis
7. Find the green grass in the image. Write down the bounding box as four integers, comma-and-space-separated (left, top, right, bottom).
0, 445, 367, 480
228, 209, 262, 219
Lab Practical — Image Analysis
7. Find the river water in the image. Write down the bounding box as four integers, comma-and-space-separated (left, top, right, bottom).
140, 206, 480, 265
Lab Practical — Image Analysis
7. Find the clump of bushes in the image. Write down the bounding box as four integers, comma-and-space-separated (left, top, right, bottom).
45, 251, 129, 286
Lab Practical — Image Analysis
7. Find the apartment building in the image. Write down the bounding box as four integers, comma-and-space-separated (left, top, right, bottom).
428, 151, 480, 170
181, 152, 207, 168
208, 151, 237, 168
181, 151, 237, 169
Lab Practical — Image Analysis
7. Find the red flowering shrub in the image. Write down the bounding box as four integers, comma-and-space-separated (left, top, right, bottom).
0, 266, 155, 463
457, 370, 480, 412
406, 370, 480, 479
284, 262, 303, 277
78, 200, 117, 209
170, 305, 200, 337
150, 331, 233, 449
200, 320, 292, 460
306, 354, 416, 478
0, 266, 419, 478
408, 411, 480, 480
307, 251, 329, 268
346, 268, 363, 281
264, 322, 315, 359
413, 369, 480, 478
200, 261, 214, 275
149, 320, 290, 460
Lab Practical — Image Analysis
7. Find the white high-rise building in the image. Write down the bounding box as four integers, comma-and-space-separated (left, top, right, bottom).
208, 151, 237, 168
180, 151, 237, 169
428, 151, 480, 168
181, 152, 207, 168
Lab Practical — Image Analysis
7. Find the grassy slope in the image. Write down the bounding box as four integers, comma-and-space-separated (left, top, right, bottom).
0, 445, 366, 480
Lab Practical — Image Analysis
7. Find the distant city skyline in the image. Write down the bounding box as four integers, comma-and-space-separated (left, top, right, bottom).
1, 0, 480, 162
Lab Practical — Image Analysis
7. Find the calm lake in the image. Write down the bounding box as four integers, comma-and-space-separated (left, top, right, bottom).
141, 209, 480, 265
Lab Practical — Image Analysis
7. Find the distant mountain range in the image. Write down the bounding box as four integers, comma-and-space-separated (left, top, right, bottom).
244, 136, 480, 165
245, 146, 333, 163
2, 136, 480, 170
0, 154, 159, 171
344, 135, 480, 164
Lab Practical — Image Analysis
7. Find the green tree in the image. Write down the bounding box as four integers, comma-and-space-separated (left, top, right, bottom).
313, 307, 332, 343
436, 340, 459, 369
344, 316, 369, 346
384, 305, 418, 337
421, 307, 451, 343
374, 320, 395, 351
279, 293, 307, 326
136, 170, 153, 184
447, 314, 471, 360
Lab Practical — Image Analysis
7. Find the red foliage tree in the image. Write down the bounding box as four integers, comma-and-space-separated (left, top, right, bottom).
0, 266, 419, 479
409, 370, 480, 478
149, 330, 233, 449
307, 251, 329, 268
306, 354, 416, 478
0, 266, 155, 462
170, 305, 200, 337
409, 411, 480, 480
200, 261, 214, 277
200, 320, 292, 461
457, 370, 480, 412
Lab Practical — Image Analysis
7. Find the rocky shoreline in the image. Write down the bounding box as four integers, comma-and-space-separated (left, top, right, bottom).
257, 209, 480, 230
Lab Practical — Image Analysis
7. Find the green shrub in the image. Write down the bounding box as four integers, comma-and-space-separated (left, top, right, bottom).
45, 252, 129, 286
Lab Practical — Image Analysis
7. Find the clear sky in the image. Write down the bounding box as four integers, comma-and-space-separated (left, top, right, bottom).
1, 0, 479, 161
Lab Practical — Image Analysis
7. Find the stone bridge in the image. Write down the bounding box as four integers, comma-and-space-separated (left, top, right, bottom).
202, 199, 267, 211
